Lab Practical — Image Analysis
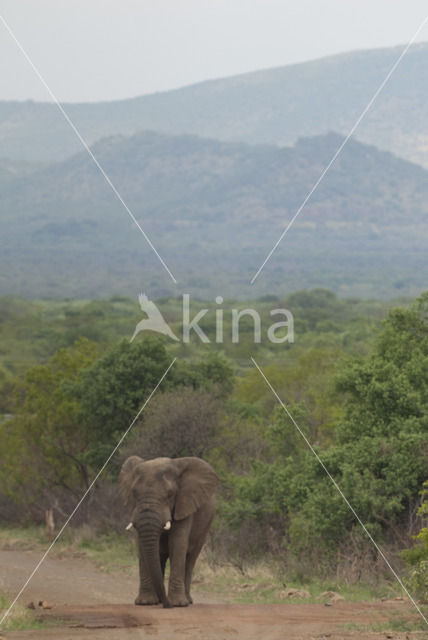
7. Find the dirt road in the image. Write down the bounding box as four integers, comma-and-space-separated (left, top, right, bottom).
0, 549, 425, 640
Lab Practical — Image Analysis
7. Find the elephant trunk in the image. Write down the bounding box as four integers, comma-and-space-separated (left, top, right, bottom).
137, 513, 171, 608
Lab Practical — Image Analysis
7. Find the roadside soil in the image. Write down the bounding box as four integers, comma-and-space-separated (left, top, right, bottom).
0, 549, 426, 640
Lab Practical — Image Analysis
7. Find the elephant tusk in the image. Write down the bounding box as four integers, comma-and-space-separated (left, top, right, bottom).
163, 521, 171, 531
125, 522, 134, 531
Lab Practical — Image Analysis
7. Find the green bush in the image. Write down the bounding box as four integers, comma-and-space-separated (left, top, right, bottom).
402, 481, 428, 602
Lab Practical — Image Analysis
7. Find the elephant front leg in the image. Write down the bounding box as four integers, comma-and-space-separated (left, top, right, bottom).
135, 551, 160, 605
168, 553, 189, 606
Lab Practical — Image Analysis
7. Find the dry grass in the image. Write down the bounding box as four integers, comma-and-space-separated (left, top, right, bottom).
0, 594, 46, 632
0, 526, 403, 605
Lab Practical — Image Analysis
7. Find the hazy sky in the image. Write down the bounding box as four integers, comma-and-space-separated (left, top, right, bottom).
1, 0, 428, 103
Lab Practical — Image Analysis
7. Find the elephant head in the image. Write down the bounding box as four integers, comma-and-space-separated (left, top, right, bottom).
119, 455, 218, 607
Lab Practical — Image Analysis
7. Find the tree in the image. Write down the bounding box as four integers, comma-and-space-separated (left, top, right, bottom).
234, 347, 342, 444
79, 340, 234, 467
336, 292, 428, 441
122, 387, 221, 460
78, 337, 173, 467
223, 293, 428, 574
0, 333, 235, 521
401, 479, 428, 602
0, 338, 99, 501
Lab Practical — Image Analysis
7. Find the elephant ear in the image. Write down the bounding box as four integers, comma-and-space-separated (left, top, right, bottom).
173, 457, 219, 521
119, 455, 144, 510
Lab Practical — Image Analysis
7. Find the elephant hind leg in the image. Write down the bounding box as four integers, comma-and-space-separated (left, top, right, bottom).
185, 509, 215, 603
184, 553, 196, 604
184, 535, 208, 604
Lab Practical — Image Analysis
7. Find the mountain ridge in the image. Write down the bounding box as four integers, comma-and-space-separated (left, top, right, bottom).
1, 42, 428, 166
1, 129, 426, 300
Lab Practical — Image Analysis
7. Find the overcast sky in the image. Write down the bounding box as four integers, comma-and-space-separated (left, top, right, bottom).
1, 0, 428, 103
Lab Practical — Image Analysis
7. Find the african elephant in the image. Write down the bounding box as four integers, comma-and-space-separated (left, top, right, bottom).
120, 455, 219, 608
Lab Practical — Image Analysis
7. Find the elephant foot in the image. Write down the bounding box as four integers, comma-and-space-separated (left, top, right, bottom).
168, 593, 190, 607
135, 592, 160, 606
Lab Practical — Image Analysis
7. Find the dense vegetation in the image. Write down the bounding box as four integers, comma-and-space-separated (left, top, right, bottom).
1, 289, 427, 593
1, 131, 427, 300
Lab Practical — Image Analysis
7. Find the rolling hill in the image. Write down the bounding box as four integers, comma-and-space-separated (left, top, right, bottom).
0, 130, 427, 299
1, 43, 428, 167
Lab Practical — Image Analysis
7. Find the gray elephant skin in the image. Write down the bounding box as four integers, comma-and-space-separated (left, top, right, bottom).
120, 455, 219, 608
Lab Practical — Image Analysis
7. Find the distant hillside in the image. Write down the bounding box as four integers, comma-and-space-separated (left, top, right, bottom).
0, 131, 427, 299
0, 157, 41, 188
1, 43, 428, 166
